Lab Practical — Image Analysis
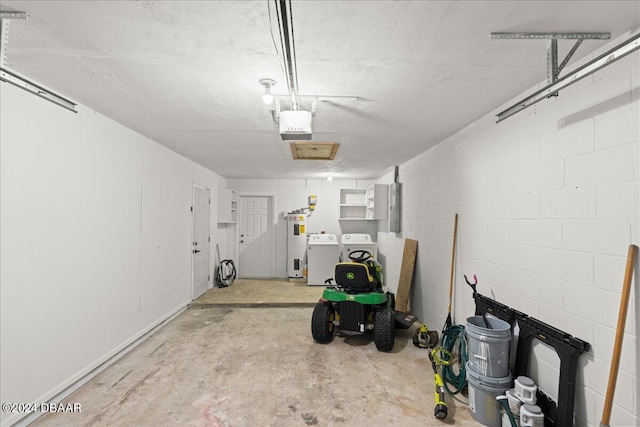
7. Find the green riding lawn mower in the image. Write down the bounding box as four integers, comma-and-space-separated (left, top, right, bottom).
311, 250, 416, 352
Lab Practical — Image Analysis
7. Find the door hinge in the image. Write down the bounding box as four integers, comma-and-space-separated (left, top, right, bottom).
208, 236, 211, 242
190, 206, 193, 212
208, 275, 210, 281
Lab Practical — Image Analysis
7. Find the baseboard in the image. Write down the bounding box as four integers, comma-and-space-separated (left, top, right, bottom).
3, 302, 189, 427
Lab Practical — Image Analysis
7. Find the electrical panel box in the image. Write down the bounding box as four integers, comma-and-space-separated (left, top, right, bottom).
389, 182, 402, 232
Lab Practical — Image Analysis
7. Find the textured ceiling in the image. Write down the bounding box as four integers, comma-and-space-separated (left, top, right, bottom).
1, 1, 639, 179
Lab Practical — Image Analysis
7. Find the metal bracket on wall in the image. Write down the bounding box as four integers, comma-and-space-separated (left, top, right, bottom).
492, 32, 611, 85
490, 31, 640, 122
1, 12, 28, 67
0, 11, 27, 19
0, 10, 77, 112
0, 19, 9, 67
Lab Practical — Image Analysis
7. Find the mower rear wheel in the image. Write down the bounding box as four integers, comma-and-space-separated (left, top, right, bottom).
374, 306, 395, 352
311, 302, 335, 343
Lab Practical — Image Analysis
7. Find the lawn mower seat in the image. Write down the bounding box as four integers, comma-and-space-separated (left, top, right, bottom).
334, 262, 374, 293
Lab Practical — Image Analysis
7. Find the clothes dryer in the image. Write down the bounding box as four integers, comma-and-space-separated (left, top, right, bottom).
341, 233, 377, 261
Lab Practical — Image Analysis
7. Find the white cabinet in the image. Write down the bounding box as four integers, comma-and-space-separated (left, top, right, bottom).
366, 184, 389, 220
339, 185, 388, 220
218, 189, 238, 223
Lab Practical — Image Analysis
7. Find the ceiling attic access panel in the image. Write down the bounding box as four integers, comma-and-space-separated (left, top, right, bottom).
290, 141, 339, 160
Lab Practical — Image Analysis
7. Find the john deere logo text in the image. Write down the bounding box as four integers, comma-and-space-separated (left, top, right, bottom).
346, 272, 355, 280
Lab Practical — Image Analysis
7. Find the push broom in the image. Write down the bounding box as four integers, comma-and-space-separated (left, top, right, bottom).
443, 213, 458, 335
600, 244, 637, 427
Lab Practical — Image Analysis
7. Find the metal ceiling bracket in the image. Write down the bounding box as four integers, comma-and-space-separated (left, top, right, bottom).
0, 19, 9, 67
0, 11, 27, 20
0, 67, 78, 112
496, 32, 639, 122
491, 32, 611, 40
547, 38, 558, 84
269, 94, 360, 102
275, 96, 281, 118
0, 11, 76, 112
0, 10, 27, 67
311, 96, 317, 117
557, 39, 583, 77
492, 32, 610, 86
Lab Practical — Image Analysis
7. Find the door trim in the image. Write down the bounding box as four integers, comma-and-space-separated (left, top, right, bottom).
238, 193, 276, 278
191, 183, 211, 300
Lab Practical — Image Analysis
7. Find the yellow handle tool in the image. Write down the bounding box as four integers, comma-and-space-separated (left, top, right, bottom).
429, 351, 448, 419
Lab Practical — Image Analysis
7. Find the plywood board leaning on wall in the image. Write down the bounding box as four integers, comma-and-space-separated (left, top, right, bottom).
395, 239, 418, 313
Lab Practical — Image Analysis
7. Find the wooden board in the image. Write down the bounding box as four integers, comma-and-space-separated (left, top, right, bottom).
395, 239, 418, 313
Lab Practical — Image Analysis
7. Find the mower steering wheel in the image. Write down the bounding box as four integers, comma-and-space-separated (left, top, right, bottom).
349, 250, 372, 263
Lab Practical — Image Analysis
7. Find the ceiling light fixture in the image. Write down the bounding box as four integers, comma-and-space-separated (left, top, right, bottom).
259, 78, 276, 105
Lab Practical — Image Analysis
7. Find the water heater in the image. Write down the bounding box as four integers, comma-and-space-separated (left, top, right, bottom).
287, 213, 307, 278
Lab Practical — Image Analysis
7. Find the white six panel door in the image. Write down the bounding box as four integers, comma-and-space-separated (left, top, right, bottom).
239, 196, 273, 277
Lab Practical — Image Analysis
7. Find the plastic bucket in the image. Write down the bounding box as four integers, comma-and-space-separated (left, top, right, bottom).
466, 316, 512, 378
467, 362, 512, 427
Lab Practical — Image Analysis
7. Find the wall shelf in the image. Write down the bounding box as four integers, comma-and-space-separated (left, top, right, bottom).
339, 185, 388, 220
218, 189, 238, 223
339, 188, 367, 219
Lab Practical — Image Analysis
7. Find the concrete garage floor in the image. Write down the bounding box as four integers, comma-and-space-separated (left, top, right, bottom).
33, 281, 478, 427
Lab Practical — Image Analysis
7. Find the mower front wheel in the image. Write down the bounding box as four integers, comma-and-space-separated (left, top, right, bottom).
311, 302, 335, 343
374, 306, 395, 352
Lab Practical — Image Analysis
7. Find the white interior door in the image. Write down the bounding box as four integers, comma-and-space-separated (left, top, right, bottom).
192, 185, 210, 299
239, 196, 273, 277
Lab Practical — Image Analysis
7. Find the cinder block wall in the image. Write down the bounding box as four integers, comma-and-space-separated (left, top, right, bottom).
377, 31, 639, 427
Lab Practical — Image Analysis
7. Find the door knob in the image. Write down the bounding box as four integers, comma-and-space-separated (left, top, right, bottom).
240, 240, 244, 243
193, 242, 198, 246
193, 249, 201, 253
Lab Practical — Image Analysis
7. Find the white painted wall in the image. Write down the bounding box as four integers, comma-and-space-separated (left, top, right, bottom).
228, 178, 376, 277
0, 83, 226, 426
376, 31, 639, 427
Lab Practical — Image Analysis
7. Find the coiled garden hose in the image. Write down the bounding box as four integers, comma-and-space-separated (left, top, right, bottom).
437, 325, 467, 395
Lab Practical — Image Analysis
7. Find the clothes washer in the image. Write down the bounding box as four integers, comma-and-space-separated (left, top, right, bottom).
307, 234, 339, 286
341, 233, 377, 261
